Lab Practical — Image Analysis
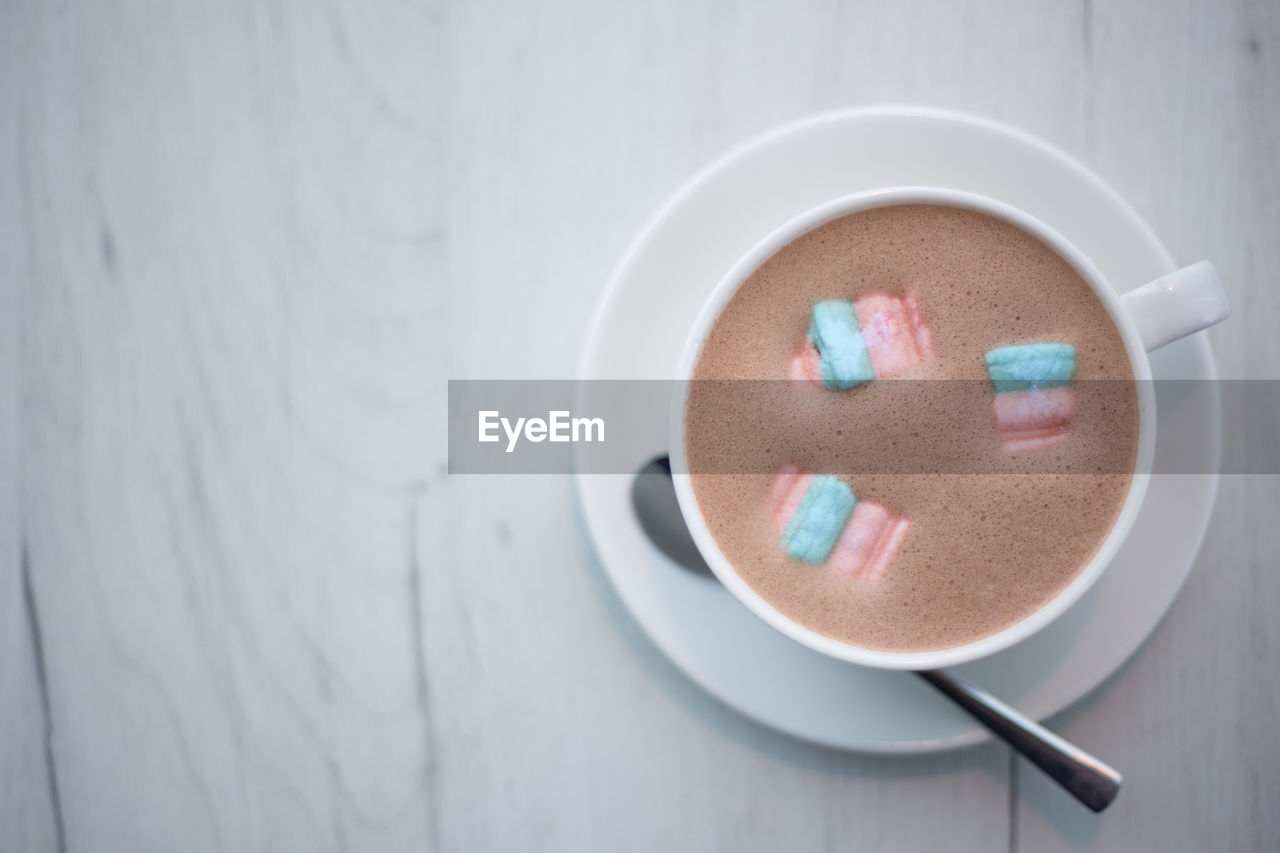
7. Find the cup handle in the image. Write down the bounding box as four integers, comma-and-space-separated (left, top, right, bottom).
1119, 261, 1230, 352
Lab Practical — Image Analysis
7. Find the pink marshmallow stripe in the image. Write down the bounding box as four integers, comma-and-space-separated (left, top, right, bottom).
767, 465, 815, 531
788, 345, 822, 384
993, 388, 1077, 453
854, 293, 935, 378
829, 501, 910, 581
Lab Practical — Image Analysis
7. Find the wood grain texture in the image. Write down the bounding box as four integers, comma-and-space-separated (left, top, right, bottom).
11, 1, 442, 849
3, 0, 1276, 851
2, 6, 63, 851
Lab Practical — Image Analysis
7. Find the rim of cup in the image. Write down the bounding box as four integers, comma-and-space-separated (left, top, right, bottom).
670, 186, 1156, 671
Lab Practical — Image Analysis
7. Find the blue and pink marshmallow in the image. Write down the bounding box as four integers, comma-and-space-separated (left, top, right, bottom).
985, 343, 1077, 452
768, 466, 910, 581
790, 294, 935, 388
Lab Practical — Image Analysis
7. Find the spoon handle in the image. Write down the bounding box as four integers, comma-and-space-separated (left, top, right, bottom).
917, 669, 1122, 812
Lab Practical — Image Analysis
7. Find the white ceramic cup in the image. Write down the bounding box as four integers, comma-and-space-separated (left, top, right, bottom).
670, 187, 1229, 671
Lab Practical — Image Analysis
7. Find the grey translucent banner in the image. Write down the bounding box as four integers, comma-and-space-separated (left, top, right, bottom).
448, 380, 1276, 475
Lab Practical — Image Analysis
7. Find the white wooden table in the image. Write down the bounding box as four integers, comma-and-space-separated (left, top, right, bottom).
3, 1, 1277, 850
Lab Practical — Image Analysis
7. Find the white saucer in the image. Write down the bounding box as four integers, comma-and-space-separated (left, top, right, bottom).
575, 106, 1221, 752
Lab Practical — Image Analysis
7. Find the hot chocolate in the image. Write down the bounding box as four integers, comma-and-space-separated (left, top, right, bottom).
685, 204, 1139, 651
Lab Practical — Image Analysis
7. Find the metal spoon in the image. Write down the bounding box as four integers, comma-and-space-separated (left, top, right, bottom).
631, 455, 1122, 812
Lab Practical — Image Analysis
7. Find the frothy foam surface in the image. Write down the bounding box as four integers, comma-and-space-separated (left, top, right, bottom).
686, 204, 1138, 652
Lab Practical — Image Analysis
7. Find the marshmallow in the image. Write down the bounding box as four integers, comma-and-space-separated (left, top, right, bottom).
787, 345, 822, 384
992, 387, 1076, 452
808, 300, 875, 390
767, 465, 814, 525
828, 501, 911, 581
985, 343, 1075, 394
794, 294, 934, 389
769, 466, 909, 578
854, 293, 935, 378
985, 343, 1077, 452
780, 474, 857, 563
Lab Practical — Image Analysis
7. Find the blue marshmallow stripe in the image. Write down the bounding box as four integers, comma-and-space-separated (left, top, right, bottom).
808, 300, 875, 390
985, 343, 1076, 394
781, 476, 857, 563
